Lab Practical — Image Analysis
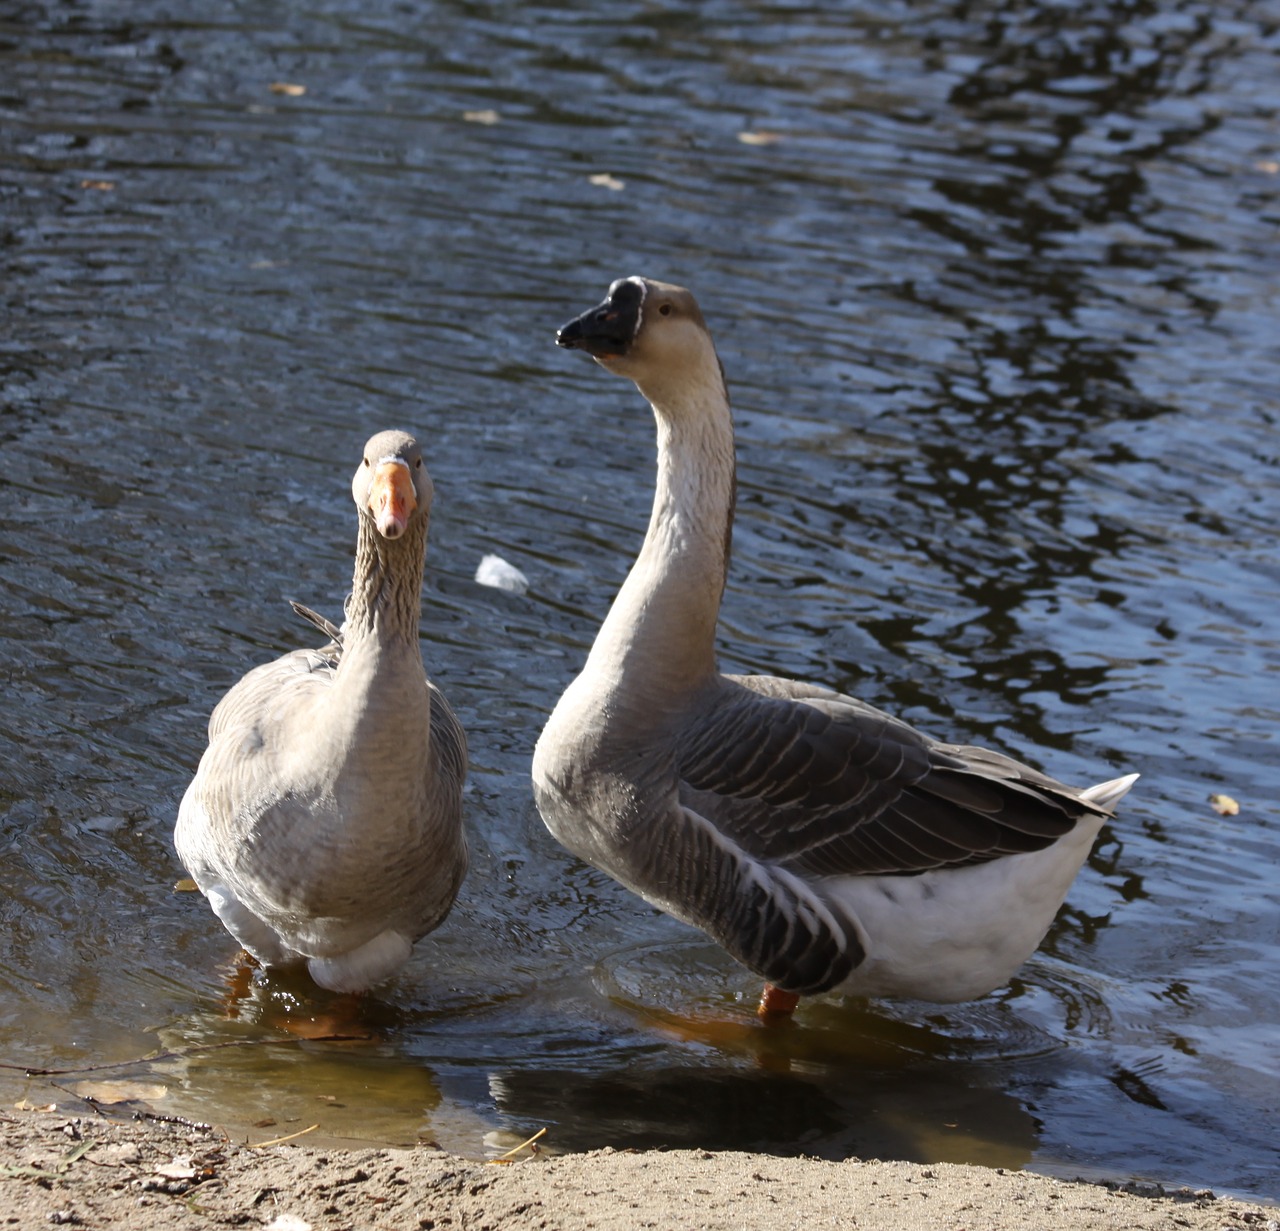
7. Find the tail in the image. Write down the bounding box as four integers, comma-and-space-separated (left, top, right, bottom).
1079, 772, 1139, 812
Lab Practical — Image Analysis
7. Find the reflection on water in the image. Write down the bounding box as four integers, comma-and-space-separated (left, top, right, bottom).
2, 0, 1279, 1198
487, 1064, 1038, 1168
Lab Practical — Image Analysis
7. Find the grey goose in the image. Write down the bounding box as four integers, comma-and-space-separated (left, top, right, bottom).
176, 430, 468, 994
533, 276, 1137, 1015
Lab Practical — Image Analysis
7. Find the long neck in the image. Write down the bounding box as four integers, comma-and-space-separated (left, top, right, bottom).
586, 366, 736, 696
344, 513, 428, 645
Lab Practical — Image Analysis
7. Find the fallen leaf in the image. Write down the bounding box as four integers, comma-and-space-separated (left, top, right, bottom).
14, 1100, 56, 1112
155, 1157, 197, 1180
589, 173, 624, 191
1208, 793, 1240, 816
269, 82, 306, 97
1254, 160, 1279, 174
80, 179, 115, 191
738, 130, 783, 146
463, 108, 501, 125
61, 1141, 96, 1169
73, 1080, 168, 1105
1, 1164, 61, 1179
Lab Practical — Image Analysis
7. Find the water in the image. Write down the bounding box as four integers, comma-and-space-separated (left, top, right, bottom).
2, 0, 1278, 1197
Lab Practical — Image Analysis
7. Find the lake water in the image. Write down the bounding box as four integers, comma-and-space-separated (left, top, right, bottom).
2, 0, 1278, 1198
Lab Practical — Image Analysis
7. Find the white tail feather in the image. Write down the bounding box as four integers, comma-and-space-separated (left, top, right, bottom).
1079, 772, 1140, 811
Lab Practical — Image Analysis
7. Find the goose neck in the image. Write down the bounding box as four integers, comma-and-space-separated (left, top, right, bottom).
344, 515, 427, 644
589, 387, 736, 693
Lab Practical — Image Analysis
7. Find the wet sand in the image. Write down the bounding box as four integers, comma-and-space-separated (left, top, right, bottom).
3, 1108, 1274, 1230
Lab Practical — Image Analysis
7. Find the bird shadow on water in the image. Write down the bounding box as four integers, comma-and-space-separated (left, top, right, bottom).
487, 935, 1083, 1167
143, 955, 502, 1148
131, 938, 1105, 1164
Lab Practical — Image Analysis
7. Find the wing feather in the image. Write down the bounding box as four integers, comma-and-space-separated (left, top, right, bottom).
676, 675, 1102, 880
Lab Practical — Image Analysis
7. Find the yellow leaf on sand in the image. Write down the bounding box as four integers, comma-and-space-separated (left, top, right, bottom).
269, 82, 306, 96
1209, 793, 1240, 816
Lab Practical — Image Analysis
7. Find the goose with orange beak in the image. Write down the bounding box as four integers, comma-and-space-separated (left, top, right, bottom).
365, 449, 417, 539
176, 430, 468, 994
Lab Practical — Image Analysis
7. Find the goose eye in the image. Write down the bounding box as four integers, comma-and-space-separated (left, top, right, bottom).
363, 457, 370, 468
658, 303, 672, 316
414, 457, 422, 468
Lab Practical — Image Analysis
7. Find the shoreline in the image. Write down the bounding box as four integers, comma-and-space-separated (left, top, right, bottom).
3, 1107, 1274, 1230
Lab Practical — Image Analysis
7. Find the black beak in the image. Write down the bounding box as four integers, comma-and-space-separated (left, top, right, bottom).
556, 279, 643, 358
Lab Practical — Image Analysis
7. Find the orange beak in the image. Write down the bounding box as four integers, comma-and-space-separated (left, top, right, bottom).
367, 460, 417, 538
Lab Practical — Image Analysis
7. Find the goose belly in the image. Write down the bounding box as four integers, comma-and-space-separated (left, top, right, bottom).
825, 816, 1106, 1003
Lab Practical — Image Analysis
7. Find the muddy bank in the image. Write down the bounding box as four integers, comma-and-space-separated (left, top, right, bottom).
3, 1108, 1275, 1230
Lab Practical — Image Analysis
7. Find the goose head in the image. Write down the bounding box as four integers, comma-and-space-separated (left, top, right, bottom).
352, 429, 434, 540
557, 276, 725, 414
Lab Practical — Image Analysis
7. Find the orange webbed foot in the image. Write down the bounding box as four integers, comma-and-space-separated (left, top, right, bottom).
757, 983, 800, 1019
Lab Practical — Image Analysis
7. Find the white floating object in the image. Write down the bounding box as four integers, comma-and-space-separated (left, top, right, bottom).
475, 553, 529, 595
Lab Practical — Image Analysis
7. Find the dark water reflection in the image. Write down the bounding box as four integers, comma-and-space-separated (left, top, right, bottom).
2, 0, 1278, 1197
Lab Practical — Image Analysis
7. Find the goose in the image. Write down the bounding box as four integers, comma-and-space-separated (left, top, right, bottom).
175, 430, 468, 994
532, 276, 1138, 1016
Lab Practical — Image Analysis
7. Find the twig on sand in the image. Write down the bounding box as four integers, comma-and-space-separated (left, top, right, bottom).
249, 1124, 320, 1148
487, 1127, 547, 1164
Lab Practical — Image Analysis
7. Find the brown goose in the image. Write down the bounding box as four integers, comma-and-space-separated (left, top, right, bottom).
533, 276, 1137, 1015
175, 430, 468, 994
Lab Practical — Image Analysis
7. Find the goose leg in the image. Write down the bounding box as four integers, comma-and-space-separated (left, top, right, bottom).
757, 983, 800, 1018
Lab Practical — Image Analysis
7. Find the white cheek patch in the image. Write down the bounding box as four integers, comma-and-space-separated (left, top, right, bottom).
626, 275, 646, 334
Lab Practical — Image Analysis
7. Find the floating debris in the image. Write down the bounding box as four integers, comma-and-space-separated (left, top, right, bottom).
475, 554, 529, 595
738, 130, 783, 146
1208, 793, 1240, 816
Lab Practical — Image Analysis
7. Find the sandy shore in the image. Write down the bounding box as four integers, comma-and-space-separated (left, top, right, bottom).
2, 1107, 1275, 1230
